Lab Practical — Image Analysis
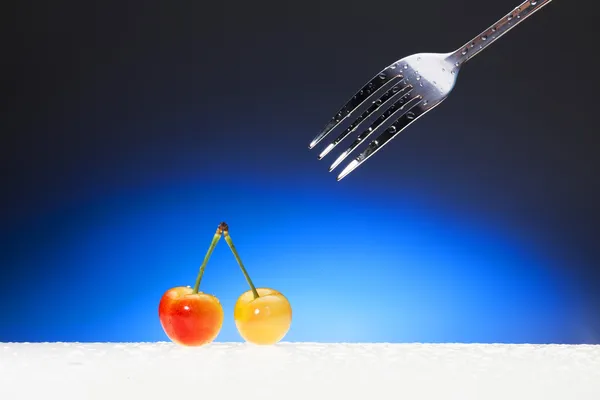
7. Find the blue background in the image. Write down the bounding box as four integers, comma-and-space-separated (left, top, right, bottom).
2, 0, 598, 343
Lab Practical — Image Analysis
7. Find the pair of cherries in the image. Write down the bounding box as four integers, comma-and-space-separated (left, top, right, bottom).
159, 222, 292, 346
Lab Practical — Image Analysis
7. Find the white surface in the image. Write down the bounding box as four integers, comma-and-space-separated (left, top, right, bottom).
1, 342, 599, 399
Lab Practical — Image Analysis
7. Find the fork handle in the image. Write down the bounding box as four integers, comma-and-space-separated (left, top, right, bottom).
447, 0, 552, 66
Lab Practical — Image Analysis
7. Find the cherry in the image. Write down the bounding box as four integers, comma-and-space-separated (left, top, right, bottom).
158, 224, 225, 346
158, 287, 223, 346
222, 223, 292, 345
234, 288, 293, 345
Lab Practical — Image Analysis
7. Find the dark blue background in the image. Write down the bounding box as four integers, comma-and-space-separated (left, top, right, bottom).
2, 0, 598, 343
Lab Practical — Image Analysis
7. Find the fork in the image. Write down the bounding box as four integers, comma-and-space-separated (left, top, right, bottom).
309, 0, 553, 181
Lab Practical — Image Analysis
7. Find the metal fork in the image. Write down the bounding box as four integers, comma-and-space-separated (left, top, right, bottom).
309, 0, 553, 181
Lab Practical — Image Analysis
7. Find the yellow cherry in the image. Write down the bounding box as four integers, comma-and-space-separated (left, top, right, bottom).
234, 288, 292, 345
221, 223, 293, 345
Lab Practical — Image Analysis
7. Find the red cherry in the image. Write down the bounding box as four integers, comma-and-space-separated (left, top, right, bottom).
159, 286, 224, 346
158, 223, 226, 346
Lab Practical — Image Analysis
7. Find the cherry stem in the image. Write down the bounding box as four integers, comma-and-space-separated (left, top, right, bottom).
192, 225, 223, 294
221, 223, 259, 299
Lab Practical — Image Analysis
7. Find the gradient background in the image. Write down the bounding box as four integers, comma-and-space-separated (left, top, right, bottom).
2, 0, 598, 344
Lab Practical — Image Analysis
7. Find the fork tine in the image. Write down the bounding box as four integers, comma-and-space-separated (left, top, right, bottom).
336, 97, 426, 181
317, 82, 412, 160
329, 92, 420, 172
309, 66, 404, 150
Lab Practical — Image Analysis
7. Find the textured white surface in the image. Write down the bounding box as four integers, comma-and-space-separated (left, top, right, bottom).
1, 342, 599, 399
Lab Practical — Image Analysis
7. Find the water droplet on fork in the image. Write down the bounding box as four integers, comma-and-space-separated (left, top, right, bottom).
492, 27, 497, 32
531, 0, 537, 4
416, 75, 421, 80
388, 126, 396, 133
403, 64, 408, 69
419, 82, 423, 86
406, 112, 415, 120
378, 73, 386, 80
423, 100, 428, 106
508, 15, 513, 21
482, 35, 487, 41
462, 48, 468, 55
